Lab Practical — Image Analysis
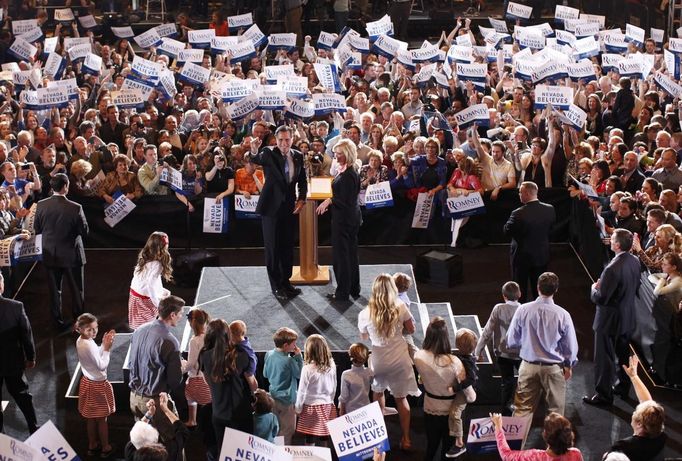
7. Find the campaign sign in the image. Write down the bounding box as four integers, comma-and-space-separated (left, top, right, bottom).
226, 40, 257, 63
506, 1, 532, 20
44, 36, 58, 55
8, 37, 37, 62
0, 238, 12, 266
566, 60, 595, 82
601, 53, 624, 71
154, 22, 178, 38
454, 104, 490, 129
111, 89, 145, 109
225, 94, 260, 121
327, 402, 389, 461
446, 44, 474, 63
265, 64, 295, 84
651, 27, 664, 45
78, 14, 97, 29
37, 86, 69, 109
665, 49, 681, 79
556, 103, 587, 130
177, 48, 204, 64
555, 4, 579, 21
574, 21, 600, 38
396, 49, 415, 71
111, 26, 134, 38
534, 84, 572, 110
220, 428, 292, 461
160, 167, 183, 193
12, 19, 37, 36
603, 33, 628, 54
258, 90, 287, 111
157, 37, 185, 58
446, 192, 486, 219
47, 77, 79, 102
268, 33, 297, 51
104, 195, 137, 228
279, 76, 308, 98
67, 42, 91, 62
82, 53, 102, 76
285, 98, 315, 121
617, 55, 643, 78
349, 35, 370, 54
371, 34, 407, 59
654, 72, 682, 98
555, 30, 576, 47
18, 27, 44, 44
11, 234, 41, 264
134, 28, 162, 49
625, 23, 645, 47
317, 31, 336, 50
489, 17, 508, 33
313, 63, 341, 92
228, 12, 253, 32
122, 76, 155, 100
132, 55, 162, 83
203, 197, 229, 233
19, 90, 39, 111
234, 194, 261, 219
531, 60, 568, 84
25, 420, 79, 461
364, 181, 393, 209
572, 36, 600, 60
312, 93, 347, 116
179, 62, 210, 86
0, 432, 43, 459
54, 8, 75, 22
210, 36, 239, 55
412, 192, 434, 228
284, 446, 332, 461
411, 43, 440, 63
158, 69, 177, 99
517, 29, 545, 50
366, 14, 393, 39
188, 29, 216, 49
466, 416, 531, 454
240, 23, 268, 49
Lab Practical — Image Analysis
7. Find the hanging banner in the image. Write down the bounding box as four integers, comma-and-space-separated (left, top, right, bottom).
412, 192, 434, 228
25, 420, 79, 461
327, 402, 389, 461
203, 197, 229, 233
104, 195, 137, 228
219, 428, 292, 461
228, 12, 253, 32
188, 29, 216, 49
454, 104, 490, 129
466, 416, 531, 454
446, 192, 486, 219
234, 194, 261, 219
534, 85, 572, 110
225, 94, 260, 121
364, 181, 393, 209
313, 63, 341, 92
160, 166, 183, 193
312, 93, 347, 116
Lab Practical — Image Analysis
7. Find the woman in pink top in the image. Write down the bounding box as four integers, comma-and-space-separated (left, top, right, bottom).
491, 412, 583, 461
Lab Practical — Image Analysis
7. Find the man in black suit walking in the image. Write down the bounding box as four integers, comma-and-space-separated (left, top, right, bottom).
0, 272, 38, 434
34, 174, 89, 329
503, 181, 556, 301
248, 126, 307, 301
584, 228, 641, 406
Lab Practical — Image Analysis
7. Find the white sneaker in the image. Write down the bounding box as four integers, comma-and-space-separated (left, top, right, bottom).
382, 406, 398, 416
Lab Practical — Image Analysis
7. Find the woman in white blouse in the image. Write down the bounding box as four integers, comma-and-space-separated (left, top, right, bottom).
128, 232, 173, 329
649, 252, 682, 304
414, 317, 474, 461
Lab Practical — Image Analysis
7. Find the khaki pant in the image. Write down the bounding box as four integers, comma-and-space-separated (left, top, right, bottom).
448, 392, 469, 438
130, 392, 178, 444
273, 399, 296, 444
284, 6, 303, 47
512, 361, 566, 417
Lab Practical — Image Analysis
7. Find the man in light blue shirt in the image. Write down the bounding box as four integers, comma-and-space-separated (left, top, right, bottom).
506, 272, 578, 417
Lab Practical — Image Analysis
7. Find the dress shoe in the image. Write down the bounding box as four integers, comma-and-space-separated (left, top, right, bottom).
326, 293, 350, 302
273, 289, 290, 302
350, 292, 361, 299
283, 285, 302, 298
582, 394, 613, 406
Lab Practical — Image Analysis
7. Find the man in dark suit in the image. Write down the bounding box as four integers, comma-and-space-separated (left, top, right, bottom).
584, 228, 641, 406
34, 174, 89, 329
0, 272, 38, 434
248, 126, 307, 301
620, 152, 645, 195
98, 104, 129, 152
503, 181, 556, 301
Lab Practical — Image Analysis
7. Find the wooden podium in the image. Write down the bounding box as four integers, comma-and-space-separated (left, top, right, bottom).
290, 177, 333, 285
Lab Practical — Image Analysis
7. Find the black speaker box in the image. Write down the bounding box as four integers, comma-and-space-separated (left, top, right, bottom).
173, 250, 220, 287
415, 250, 463, 287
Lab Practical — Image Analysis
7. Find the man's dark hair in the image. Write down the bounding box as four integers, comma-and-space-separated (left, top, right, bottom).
502, 281, 521, 301
647, 207, 667, 224
620, 196, 637, 213
274, 125, 294, 137
612, 228, 634, 252
537, 272, 559, 296
50, 173, 69, 193
134, 444, 168, 461
158, 295, 185, 319
78, 121, 94, 135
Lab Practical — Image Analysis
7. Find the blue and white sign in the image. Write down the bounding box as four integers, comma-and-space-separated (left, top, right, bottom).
18, 27, 44, 44
285, 98, 315, 121
364, 181, 393, 209
54, 8, 75, 22
8, 37, 37, 62
210, 36, 239, 55
555, 4, 579, 21
0, 432, 42, 460
179, 62, 210, 86
284, 446, 333, 461
574, 21, 600, 38
454, 104, 490, 129
555, 30, 576, 47
37, 86, 69, 108
122, 75, 155, 100
601, 53, 624, 71
366, 14, 393, 39
44, 36, 58, 55
268, 33, 297, 51
279, 76, 309, 98
447, 192, 486, 219
466, 416, 531, 454
517, 29, 545, 50
134, 28, 162, 49
312, 93, 347, 116
411, 43, 440, 63
555, 103, 587, 130
349, 35, 370, 54
104, 195, 137, 227
654, 71, 682, 98
371, 34, 407, 58
327, 402, 389, 461
154, 22, 177, 38
234, 194, 261, 219
258, 90, 287, 111
158, 69, 177, 99
228, 12, 253, 32
489, 17, 508, 33
221, 79, 256, 102
177, 48, 204, 64
396, 49, 415, 71
82, 53, 102, 76
67, 42, 91, 62
203, 197, 229, 233
26, 421, 78, 460
111, 26, 134, 38
12, 234, 42, 264
651, 27, 664, 46
531, 60, 568, 84
225, 94, 260, 121
534, 84, 573, 110
111, 89, 145, 109
313, 63, 341, 92
132, 55, 162, 84
506, 1, 532, 20
188, 29, 215, 49
317, 31, 336, 50
572, 36, 599, 60
456, 62, 487, 85
603, 33, 628, 53
265, 64, 295, 84
157, 37, 185, 58
12, 19, 37, 36
160, 166, 183, 193
567, 59, 596, 82
78, 14, 97, 29
226, 40, 257, 63
625, 23, 645, 47
220, 428, 292, 461
19, 90, 39, 110
241, 24, 267, 49
446, 44, 474, 63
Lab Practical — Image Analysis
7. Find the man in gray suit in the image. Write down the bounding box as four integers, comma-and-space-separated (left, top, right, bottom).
585, 228, 641, 406
34, 174, 89, 330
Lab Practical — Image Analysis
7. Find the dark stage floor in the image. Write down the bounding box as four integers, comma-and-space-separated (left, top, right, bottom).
4, 244, 682, 461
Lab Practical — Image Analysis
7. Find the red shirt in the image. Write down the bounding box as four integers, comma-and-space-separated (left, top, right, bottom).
210, 21, 229, 37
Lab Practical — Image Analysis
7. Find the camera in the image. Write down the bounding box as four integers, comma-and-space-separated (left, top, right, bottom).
310, 152, 324, 165
21, 163, 31, 170
516, 141, 523, 149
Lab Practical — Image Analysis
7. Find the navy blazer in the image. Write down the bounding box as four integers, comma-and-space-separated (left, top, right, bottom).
249, 147, 307, 217
591, 251, 641, 336
503, 200, 556, 267
331, 167, 361, 227
0, 296, 35, 376
34, 194, 88, 267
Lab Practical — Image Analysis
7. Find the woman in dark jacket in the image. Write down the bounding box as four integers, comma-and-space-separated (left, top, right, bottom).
200, 319, 253, 457
316, 139, 361, 302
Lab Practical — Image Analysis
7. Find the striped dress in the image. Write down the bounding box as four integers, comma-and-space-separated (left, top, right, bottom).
295, 362, 337, 436
183, 333, 212, 405
128, 261, 170, 329
76, 337, 115, 419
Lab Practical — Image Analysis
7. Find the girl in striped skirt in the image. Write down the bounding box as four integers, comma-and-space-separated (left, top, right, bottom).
75, 313, 116, 458
181, 308, 211, 427
295, 334, 337, 446
128, 231, 173, 329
